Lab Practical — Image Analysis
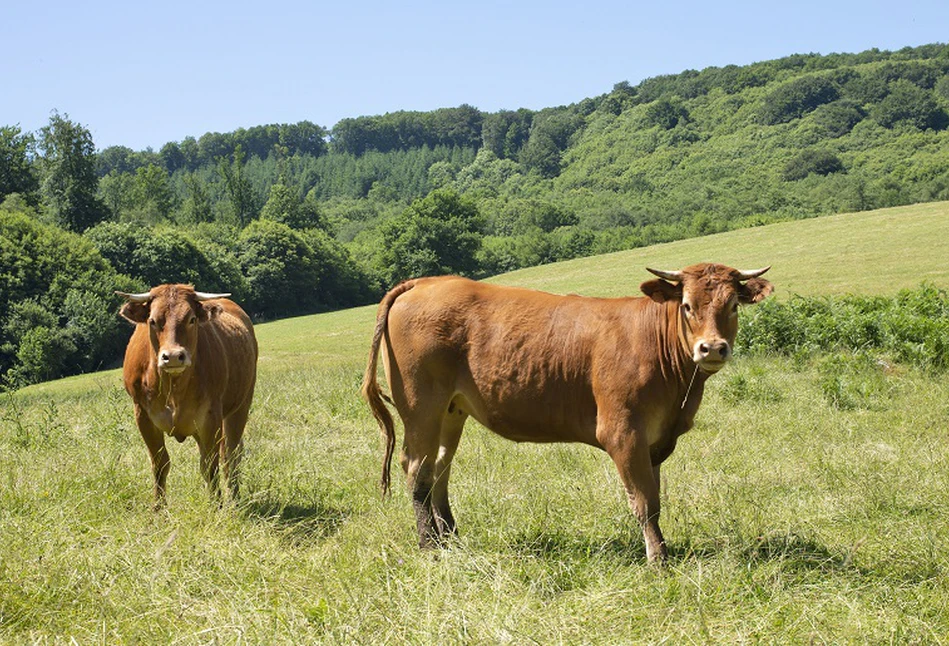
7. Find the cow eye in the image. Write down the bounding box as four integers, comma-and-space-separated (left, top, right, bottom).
148, 319, 158, 328
681, 303, 692, 316
189, 316, 197, 325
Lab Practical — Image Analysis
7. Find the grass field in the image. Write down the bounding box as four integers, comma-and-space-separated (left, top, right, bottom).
2, 203, 949, 643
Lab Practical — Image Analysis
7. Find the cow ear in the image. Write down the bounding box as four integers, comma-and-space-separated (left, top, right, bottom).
120, 301, 150, 324
739, 278, 774, 304
640, 279, 682, 303
196, 301, 224, 322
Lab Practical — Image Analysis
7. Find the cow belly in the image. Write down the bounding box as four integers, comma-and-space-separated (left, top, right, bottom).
457, 388, 599, 446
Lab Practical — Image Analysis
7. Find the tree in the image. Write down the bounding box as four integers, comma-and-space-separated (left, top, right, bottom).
279, 121, 328, 157
871, 80, 949, 130
0, 126, 38, 203
782, 149, 844, 181
180, 173, 213, 224
811, 100, 865, 137
518, 109, 583, 178
759, 75, 840, 125
260, 182, 324, 230
217, 145, 257, 226
36, 112, 108, 232
644, 98, 690, 130
97, 171, 137, 217
377, 189, 483, 285
96, 145, 137, 176
133, 164, 176, 221
159, 142, 186, 173
237, 219, 324, 317
0, 208, 127, 387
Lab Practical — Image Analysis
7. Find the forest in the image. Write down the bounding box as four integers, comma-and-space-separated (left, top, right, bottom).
2, 42, 949, 387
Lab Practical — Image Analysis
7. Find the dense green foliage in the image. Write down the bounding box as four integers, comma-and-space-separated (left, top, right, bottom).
739, 285, 949, 371
2, 43, 949, 386
0, 207, 131, 387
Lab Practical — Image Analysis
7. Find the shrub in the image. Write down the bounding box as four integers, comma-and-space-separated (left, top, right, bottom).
737, 285, 949, 371
759, 75, 840, 125
0, 210, 127, 387
782, 149, 845, 181
871, 80, 949, 130
644, 98, 690, 130
811, 100, 866, 137
237, 219, 325, 317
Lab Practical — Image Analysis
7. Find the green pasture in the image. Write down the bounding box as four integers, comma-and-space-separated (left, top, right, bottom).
2, 202, 948, 642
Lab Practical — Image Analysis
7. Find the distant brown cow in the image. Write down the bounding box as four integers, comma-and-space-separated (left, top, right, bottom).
117, 285, 258, 506
363, 263, 772, 561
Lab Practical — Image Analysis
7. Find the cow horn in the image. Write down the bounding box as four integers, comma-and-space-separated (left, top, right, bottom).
736, 266, 771, 280
645, 268, 684, 282
194, 291, 231, 301
115, 291, 151, 303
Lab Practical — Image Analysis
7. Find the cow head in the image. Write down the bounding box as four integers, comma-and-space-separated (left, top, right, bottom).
640, 263, 772, 373
117, 285, 230, 375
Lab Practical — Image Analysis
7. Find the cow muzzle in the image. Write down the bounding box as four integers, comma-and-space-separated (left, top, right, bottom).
693, 339, 730, 373
158, 347, 191, 374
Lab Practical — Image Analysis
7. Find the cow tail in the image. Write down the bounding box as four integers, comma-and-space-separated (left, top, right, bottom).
362, 280, 417, 496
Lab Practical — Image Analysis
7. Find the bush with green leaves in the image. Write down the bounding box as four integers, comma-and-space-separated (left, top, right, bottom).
737, 285, 949, 371
236, 219, 372, 317
782, 149, 845, 181
811, 100, 866, 137
759, 75, 840, 125
376, 189, 484, 285
0, 207, 131, 387
84, 222, 242, 298
871, 80, 949, 130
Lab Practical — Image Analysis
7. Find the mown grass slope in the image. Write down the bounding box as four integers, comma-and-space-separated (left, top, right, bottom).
2, 202, 948, 643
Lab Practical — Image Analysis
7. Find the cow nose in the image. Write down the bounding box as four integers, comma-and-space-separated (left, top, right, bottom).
159, 349, 188, 367
697, 340, 730, 362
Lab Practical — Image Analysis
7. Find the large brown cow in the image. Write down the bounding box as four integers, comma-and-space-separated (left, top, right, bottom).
117, 284, 258, 506
363, 263, 772, 561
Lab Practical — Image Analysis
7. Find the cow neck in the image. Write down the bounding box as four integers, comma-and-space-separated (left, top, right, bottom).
658, 301, 692, 378
661, 300, 706, 402
150, 362, 194, 411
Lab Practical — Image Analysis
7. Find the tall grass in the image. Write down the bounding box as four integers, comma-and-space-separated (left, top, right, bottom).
3, 203, 949, 642
2, 353, 948, 642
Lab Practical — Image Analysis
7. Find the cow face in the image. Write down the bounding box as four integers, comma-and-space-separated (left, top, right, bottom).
119, 285, 227, 375
640, 263, 772, 373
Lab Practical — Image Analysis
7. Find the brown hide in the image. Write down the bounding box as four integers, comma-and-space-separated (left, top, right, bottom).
119, 284, 258, 505
363, 263, 772, 561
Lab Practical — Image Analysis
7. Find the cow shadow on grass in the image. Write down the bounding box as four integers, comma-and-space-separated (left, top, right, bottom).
508, 527, 868, 576
240, 492, 350, 545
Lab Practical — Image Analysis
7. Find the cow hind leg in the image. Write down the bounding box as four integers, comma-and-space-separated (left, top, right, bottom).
399, 407, 451, 549
431, 401, 467, 539
197, 428, 223, 503
221, 404, 249, 501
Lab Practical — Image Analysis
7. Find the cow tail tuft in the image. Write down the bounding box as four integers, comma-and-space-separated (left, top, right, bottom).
362, 280, 416, 496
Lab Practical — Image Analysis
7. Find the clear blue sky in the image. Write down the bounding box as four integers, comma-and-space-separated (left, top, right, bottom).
3, 0, 947, 151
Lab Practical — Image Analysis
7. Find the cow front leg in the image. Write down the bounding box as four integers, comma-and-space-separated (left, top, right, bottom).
602, 423, 667, 563
136, 406, 170, 508
197, 428, 223, 502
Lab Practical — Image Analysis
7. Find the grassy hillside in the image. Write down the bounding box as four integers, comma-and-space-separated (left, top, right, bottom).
3, 203, 948, 642
494, 200, 949, 298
